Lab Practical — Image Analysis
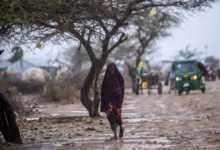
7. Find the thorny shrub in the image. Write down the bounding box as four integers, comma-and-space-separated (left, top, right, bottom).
42, 79, 80, 102
18, 80, 45, 94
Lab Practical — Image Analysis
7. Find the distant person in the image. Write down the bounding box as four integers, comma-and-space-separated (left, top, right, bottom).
136, 61, 144, 94
218, 68, 220, 80
100, 63, 125, 140
165, 63, 176, 94
136, 61, 144, 80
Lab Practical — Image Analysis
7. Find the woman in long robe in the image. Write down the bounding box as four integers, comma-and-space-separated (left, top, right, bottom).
100, 62, 124, 140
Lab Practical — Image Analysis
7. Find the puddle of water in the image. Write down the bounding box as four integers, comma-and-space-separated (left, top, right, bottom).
157, 103, 165, 108
123, 107, 136, 110
50, 114, 61, 117
25, 118, 39, 121
192, 98, 202, 102
124, 144, 171, 149
124, 118, 148, 123
58, 110, 88, 113
104, 143, 171, 150
122, 113, 141, 117
201, 144, 220, 148
53, 137, 108, 146
148, 137, 170, 143
168, 120, 179, 123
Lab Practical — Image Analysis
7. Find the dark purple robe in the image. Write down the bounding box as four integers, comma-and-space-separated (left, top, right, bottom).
100, 63, 124, 112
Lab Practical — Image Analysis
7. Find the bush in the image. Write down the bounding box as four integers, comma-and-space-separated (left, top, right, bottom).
56, 68, 88, 89
17, 80, 45, 94
0, 79, 24, 114
42, 80, 80, 102
7, 91, 24, 113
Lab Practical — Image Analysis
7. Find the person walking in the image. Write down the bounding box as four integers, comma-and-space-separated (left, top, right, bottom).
165, 63, 176, 94
100, 62, 125, 140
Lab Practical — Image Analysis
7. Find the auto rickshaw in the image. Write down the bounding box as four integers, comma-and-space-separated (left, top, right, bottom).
175, 59, 208, 95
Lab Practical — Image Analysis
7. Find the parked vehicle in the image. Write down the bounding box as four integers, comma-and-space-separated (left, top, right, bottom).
135, 72, 162, 95
204, 63, 217, 81
175, 60, 208, 95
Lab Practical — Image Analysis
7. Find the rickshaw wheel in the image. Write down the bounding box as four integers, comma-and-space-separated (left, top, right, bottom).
201, 88, 205, 93
158, 82, 162, 95
178, 90, 182, 95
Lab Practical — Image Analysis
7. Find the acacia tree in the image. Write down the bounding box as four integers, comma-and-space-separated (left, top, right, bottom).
0, 0, 216, 117
114, 11, 180, 92
63, 45, 90, 69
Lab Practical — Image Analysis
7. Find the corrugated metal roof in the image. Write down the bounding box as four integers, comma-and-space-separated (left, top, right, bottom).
11, 59, 35, 73
1, 58, 72, 73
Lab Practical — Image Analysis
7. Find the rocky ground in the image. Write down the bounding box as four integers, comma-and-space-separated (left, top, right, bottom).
1, 80, 220, 150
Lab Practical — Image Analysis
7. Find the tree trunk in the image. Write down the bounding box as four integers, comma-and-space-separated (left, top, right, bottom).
80, 64, 95, 117
0, 92, 23, 144
80, 57, 107, 117
136, 54, 141, 68
92, 66, 101, 117
126, 63, 136, 93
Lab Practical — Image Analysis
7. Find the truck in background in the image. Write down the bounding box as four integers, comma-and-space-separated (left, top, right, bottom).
204, 63, 217, 81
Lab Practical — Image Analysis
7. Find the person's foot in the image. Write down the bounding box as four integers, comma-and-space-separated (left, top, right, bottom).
119, 127, 124, 139
110, 136, 117, 140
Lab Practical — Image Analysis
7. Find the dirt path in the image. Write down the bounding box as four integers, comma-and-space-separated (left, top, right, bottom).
2, 80, 220, 150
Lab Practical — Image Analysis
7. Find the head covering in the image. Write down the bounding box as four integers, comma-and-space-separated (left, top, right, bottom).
100, 63, 124, 112
138, 61, 143, 68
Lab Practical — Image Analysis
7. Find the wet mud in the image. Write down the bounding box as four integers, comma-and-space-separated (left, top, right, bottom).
1, 80, 220, 150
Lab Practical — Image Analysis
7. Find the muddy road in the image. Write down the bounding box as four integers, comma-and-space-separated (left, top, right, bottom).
1, 80, 220, 150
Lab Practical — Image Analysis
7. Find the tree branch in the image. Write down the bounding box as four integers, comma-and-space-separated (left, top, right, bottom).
108, 33, 127, 54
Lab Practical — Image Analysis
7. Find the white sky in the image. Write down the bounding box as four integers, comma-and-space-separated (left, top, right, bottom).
158, 2, 220, 61
1, 2, 220, 62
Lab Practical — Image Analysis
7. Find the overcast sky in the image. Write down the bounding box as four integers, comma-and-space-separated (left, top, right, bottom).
1, 2, 220, 62
158, 2, 220, 61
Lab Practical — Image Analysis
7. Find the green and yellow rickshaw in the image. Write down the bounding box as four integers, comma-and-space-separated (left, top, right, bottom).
174, 59, 208, 95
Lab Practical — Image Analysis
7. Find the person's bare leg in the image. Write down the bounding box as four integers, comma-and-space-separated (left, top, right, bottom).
109, 110, 118, 140
110, 128, 117, 140
119, 125, 124, 139
117, 118, 124, 139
